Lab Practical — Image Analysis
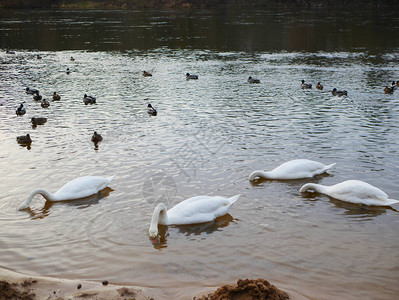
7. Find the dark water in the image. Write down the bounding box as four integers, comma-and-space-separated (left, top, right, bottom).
0, 7, 399, 300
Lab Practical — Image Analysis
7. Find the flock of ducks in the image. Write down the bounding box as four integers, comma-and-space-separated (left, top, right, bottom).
17, 158, 398, 240
384, 81, 399, 94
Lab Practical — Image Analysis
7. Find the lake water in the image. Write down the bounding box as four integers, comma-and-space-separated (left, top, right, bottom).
1, 7, 399, 300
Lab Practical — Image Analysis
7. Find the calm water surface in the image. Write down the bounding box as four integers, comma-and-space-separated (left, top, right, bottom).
0, 8, 399, 299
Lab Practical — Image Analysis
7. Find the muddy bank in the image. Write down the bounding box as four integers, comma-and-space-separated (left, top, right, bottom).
0, 267, 152, 300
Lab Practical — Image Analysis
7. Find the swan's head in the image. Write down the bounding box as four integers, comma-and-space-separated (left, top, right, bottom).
301, 80, 305, 84
299, 183, 316, 193
149, 227, 158, 239
148, 104, 153, 108
248, 170, 265, 181
84, 94, 87, 98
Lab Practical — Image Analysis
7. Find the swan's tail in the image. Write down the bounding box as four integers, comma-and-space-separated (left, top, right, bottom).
228, 194, 240, 205
324, 163, 336, 170
107, 175, 116, 182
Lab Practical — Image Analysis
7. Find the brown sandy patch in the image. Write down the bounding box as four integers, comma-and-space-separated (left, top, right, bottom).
0, 280, 35, 300
195, 278, 290, 300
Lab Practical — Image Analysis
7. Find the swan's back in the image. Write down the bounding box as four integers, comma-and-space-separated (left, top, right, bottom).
326, 180, 397, 206
270, 159, 333, 179
167, 195, 239, 225
54, 175, 115, 200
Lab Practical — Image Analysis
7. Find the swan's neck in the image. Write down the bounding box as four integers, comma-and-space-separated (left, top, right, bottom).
18, 188, 55, 210
300, 183, 327, 194
249, 170, 272, 181
149, 203, 169, 238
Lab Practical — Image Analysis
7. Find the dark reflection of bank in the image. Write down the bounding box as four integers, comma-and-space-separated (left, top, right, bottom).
151, 214, 235, 250
22, 187, 114, 220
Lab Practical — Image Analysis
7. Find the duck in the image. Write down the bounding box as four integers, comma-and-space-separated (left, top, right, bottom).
316, 82, 324, 90
83, 94, 96, 105
16, 134, 32, 145
249, 159, 336, 181
26, 87, 39, 95
301, 80, 312, 89
148, 195, 240, 238
384, 86, 394, 94
66, 68, 71, 75
36, 54, 42, 59
6, 50, 15, 54
33, 92, 42, 101
331, 88, 348, 96
41, 99, 50, 108
91, 131, 103, 143
16, 103, 26, 115
70, 56, 75, 61
52, 92, 61, 101
299, 180, 399, 207
247, 76, 260, 83
390, 81, 397, 90
18, 175, 115, 210
147, 103, 157, 115
186, 73, 199, 80
143, 71, 152, 77
31, 117, 47, 126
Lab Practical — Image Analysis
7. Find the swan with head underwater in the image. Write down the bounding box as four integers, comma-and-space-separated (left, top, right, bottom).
249, 159, 336, 181
18, 175, 115, 210
299, 180, 399, 207
149, 194, 240, 238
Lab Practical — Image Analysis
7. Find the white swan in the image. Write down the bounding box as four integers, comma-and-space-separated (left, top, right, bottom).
299, 180, 399, 206
149, 195, 240, 238
249, 159, 336, 181
19, 175, 115, 210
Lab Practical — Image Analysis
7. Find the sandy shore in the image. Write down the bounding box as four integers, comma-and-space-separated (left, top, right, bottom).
1, 266, 309, 300
0, 267, 153, 300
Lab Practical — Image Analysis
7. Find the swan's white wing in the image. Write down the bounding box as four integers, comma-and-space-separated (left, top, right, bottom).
271, 159, 327, 179
167, 196, 237, 225
53, 175, 114, 201
326, 180, 392, 205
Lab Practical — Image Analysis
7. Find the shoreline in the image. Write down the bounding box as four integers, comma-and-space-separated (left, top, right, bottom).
0, 266, 309, 299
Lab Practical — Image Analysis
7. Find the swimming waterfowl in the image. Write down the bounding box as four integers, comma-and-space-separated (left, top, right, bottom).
316, 82, 324, 90
31, 117, 47, 126
143, 71, 152, 77
52, 92, 61, 101
249, 159, 336, 181
36, 54, 42, 59
390, 81, 397, 90
18, 175, 115, 210
26, 87, 39, 95
16, 134, 32, 145
6, 50, 15, 54
186, 73, 199, 80
66, 68, 71, 75
147, 103, 157, 115
33, 92, 42, 101
70, 56, 75, 61
149, 195, 240, 238
301, 80, 312, 89
41, 99, 50, 108
83, 94, 96, 105
248, 76, 260, 83
91, 131, 103, 143
299, 180, 399, 207
384, 86, 394, 94
396, 81, 399, 87
16, 103, 26, 115
331, 88, 348, 96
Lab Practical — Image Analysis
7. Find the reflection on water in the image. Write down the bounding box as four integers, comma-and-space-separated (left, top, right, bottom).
0, 7, 399, 300
152, 214, 235, 249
